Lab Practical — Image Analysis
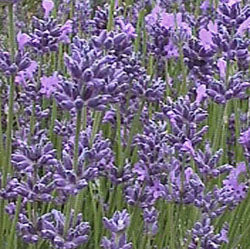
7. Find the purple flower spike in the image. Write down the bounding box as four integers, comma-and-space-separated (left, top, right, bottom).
42, 0, 54, 18
17, 31, 31, 51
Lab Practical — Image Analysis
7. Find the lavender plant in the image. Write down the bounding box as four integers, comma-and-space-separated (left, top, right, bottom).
0, 0, 249, 249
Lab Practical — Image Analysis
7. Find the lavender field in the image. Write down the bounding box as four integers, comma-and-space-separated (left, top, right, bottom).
0, 0, 249, 248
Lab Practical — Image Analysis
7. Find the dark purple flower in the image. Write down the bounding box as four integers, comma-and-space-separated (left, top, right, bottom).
17, 209, 90, 248
188, 215, 229, 249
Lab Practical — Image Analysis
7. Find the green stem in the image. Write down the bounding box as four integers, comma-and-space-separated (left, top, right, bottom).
73, 109, 82, 171
134, 9, 145, 53
90, 111, 102, 145
8, 197, 22, 249
64, 109, 82, 235
115, 104, 123, 168
124, 101, 145, 159
4, 3, 16, 185
49, 98, 57, 142
107, 0, 115, 31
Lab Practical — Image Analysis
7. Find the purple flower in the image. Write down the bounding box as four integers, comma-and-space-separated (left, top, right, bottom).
17, 209, 90, 248
59, 20, 73, 44
11, 136, 57, 175
199, 28, 214, 50
101, 233, 132, 249
227, 0, 241, 7
42, 0, 54, 18
182, 140, 195, 156
223, 162, 248, 201
17, 31, 31, 51
188, 215, 229, 249
196, 84, 207, 105
237, 17, 250, 36
145, 4, 163, 26
103, 210, 130, 234
40, 72, 59, 98
15, 60, 37, 87
116, 19, 137, 39
143, 207, 158, 235
239, 128, 250, 149
194, 142, 233, 180
164, 40, 179, 59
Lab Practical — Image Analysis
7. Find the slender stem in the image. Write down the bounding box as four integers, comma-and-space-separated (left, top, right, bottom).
107, 0, 115, 31
49, 98, 57, 142
115, 104, 123, 168
90, 111, 102, 145
4, 3, 16, 185
8, 196, 22, 249
73, 109, 82, 171
134, 9, 145, 53
124, 100, 145, 159
64, 109, 82, 236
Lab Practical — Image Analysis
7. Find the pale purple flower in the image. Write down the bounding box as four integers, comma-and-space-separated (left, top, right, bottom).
199, 28, 214, 50
207, 21, 218, 34
160, 13, 176, 29
145, 5, 163, 26
40, 72, 59, 98
217, 58, 227, 79
42, 0, 54, 18
17, 31, 31, 51
227, 0, 241, 7
185, 167, 194, 182
196, 84, 207, 105
236, 17, 250, 36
